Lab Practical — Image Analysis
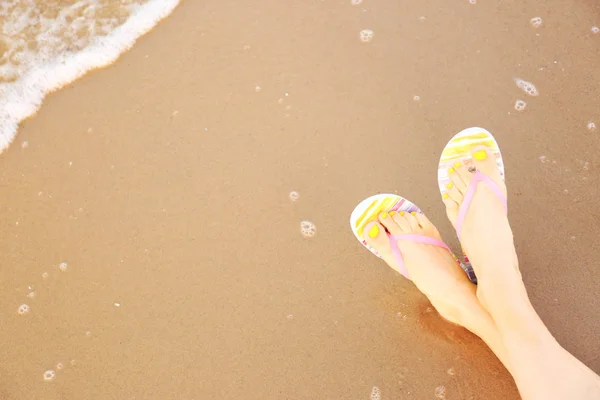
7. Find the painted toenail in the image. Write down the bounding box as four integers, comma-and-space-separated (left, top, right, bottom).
368, 224, 379, 238
380, 212, 388, 219
454, 162, 461, 168
443, 193, 449, 199
411, 212, 417, 215
446, 183, 453, 189
473, 150, 487, 160
399, 211, 405, 216
448, 167, 455, 174
389, 211, 396, 216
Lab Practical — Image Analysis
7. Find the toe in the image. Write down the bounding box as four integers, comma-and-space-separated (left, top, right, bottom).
363, 221, 388, 250
413, 211, 433, 230
378, 212, 403, 235
444, 182, 464, 204
470, 145, 506, 195
448, 162, 468, 194
391, 211, 412, 231
442, 192, 460, 225
454, 161, 473, 193
404, 212, 421, 231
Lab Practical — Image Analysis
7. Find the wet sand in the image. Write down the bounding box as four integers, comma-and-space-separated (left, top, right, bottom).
1, 0, 600, 398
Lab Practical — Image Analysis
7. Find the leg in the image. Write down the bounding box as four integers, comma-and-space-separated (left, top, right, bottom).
363, 211, 513, 373
442, 146, 600, 400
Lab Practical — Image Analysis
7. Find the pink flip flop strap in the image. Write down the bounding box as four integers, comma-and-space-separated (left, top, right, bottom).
388, 233, 451, 279
455, 170, 508, 240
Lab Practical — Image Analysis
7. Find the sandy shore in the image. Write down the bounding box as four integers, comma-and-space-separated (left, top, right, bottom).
1, 0, 599, 398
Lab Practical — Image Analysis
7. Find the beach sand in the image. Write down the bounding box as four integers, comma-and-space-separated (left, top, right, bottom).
1, 0, 599, 398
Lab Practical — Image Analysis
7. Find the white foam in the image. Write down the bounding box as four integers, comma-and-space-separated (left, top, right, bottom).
370, 386, 381, 400
514, 78, 539, 96
592, 26, 599, 34
289, 191, 299, 201
351, 0, 363, 5
360, 29, 374, 43
435, 386, 446, 399
56, 362, 64, 370
587, 122, 596, 131
0, 0, 181, 153
18, 304, 30, 315
514, 99, 527, 111
530, 17, 543, 28
59, 261, 68, 272
300, 221, 317, 237
43, 370, 56, 381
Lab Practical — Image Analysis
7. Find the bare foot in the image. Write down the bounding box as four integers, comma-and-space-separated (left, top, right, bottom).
364, 210, 484, 329
362, 209, 517, 377
440, 145, 530, 329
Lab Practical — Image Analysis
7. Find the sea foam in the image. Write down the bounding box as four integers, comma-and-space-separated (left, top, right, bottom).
0, 0, 181, 153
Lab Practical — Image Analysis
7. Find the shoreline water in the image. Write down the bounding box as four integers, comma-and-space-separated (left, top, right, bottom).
0, 0, 180, 152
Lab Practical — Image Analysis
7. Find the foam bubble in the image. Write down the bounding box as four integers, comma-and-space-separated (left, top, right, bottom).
370, 386, 381, 400
255, 85, 262, 92
587, 122, 596, 131
469, 0, 476, 4
42, 272, 49, 279
27, 291, 36, 298
435, 385, 446, 399
18, 304, 30, 315
530, 17, 543, 28
300, 221, 317, 237
351, 0, 363, 4
413, 95, 420, 101
59, 262, 68, 272
447, 368, 455, 375
43, 370, 56, 381
360, 29, 374, 43
514, 100, 527, 111
514, 78, 539, 96
592, 26, 599, 34
21, 141, 29, 148
289, 191, 299, 201
56, 363, 64, 370
0, 0, 182, 153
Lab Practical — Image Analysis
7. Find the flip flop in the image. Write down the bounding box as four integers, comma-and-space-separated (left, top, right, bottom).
437, 127, 508, 284
349, 194, 465, 280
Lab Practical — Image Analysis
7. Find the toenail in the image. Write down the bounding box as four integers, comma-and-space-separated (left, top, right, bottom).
448, 167, 455, 173
443, 193, 449, 199
454, 162, 461, 168
399, 211, 405, 216
380, 212, 388, 219
368, 224, 379, 238
446, 182, 453, 189
473, 150, 487, 160
389, 211, 396, 216
410, 211, 416, 215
